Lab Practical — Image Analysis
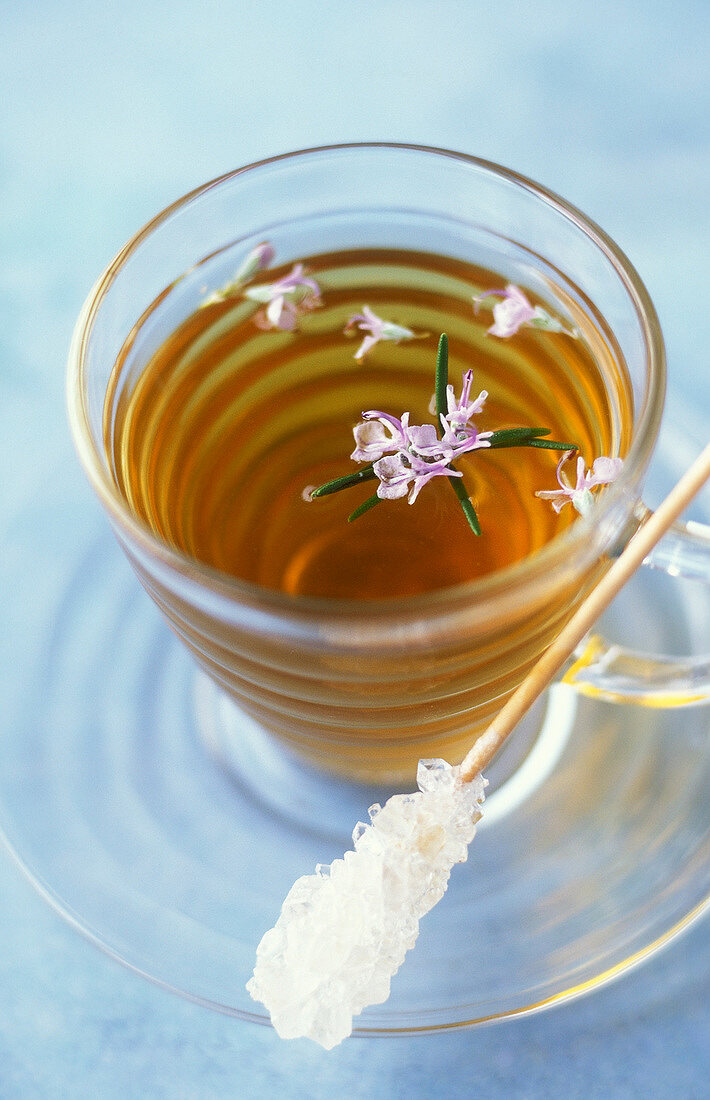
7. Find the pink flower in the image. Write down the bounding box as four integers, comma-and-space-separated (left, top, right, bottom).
245, 263, 322, 331
473, 284, 574, 339
444, 369, 488, 431
350, 412, 408, 462
371, 453, 415, 499
345, 306, 419, 360
406, 421, 451, 459
481, 285, 536, 337
439, 369, 493, 453
235, 242, 275, 284
535, 450, 623, 515
373, 451, 462, 504
201, 242, 275, 306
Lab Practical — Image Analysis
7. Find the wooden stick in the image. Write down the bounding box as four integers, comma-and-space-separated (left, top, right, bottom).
459, 442, 710, 781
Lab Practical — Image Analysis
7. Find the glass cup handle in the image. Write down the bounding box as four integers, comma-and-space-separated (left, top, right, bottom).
564, 511, 710, 706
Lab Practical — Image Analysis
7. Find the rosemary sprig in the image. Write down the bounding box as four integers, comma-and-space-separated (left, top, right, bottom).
304, 332, 581, 538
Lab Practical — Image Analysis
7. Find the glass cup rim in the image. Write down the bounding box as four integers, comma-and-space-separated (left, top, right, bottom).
66, 141, 666, 620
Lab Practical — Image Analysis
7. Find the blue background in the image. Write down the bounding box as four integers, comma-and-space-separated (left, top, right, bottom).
2, 2, 709, 1096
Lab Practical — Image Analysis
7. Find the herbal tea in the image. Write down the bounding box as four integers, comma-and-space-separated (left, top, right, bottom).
102, 245, 630, 779
105, 248, 626, 601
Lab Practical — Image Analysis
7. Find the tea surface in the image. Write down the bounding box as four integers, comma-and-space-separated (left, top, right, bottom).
106, 249, 626, 599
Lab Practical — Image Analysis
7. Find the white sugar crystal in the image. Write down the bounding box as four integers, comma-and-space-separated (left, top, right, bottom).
246, 759, 486, 1049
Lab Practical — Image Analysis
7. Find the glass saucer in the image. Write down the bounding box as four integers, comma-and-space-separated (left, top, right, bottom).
1, 404, 708, 1035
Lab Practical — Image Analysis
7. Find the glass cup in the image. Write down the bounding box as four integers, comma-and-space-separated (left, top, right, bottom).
67, 144, 710, 786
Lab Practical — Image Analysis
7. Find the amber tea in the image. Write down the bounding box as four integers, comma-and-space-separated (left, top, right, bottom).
106, 248, 625, 600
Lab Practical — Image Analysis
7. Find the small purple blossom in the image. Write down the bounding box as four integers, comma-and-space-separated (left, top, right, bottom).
350, 412, 409, 462
245, 263, 322, 331
344, 306, 420, 360
476, 285, 535, 337
473, 284, 575, 339
370, 453, 414, 499
236, 242, 276, 284
535, 450, 623, 515
201, 242, 275, 306
439, 369, 493, 452
445, 369, 488, 431
406, 421, 450, 459
373, 451, 463, 504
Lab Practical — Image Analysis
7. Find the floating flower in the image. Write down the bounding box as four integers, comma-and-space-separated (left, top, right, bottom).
406, 420, 451, 459
473, 284, 575, 339
245, 263, 323, 331
444, 369, 488, 431
373, 451, 463, 504
201, 242, 275, 306
235, 242, 276, 285
350, 412, 409, 462
439, 368, 493, 452
535, 450, 623, 515
345, 306, 421, 360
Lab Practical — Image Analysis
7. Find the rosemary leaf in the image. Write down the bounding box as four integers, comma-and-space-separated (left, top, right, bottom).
488, 427, 577, 452
449, 474, 481, 536
435, 333, 449, 422
526, 439, 577, 451
310, 465, 377, 498
348, 493, 381, 522
488, 427, 552, 447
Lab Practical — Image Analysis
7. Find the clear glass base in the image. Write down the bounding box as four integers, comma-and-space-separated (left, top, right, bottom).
1, 409, 709, 1033
197, 674, 575, 840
